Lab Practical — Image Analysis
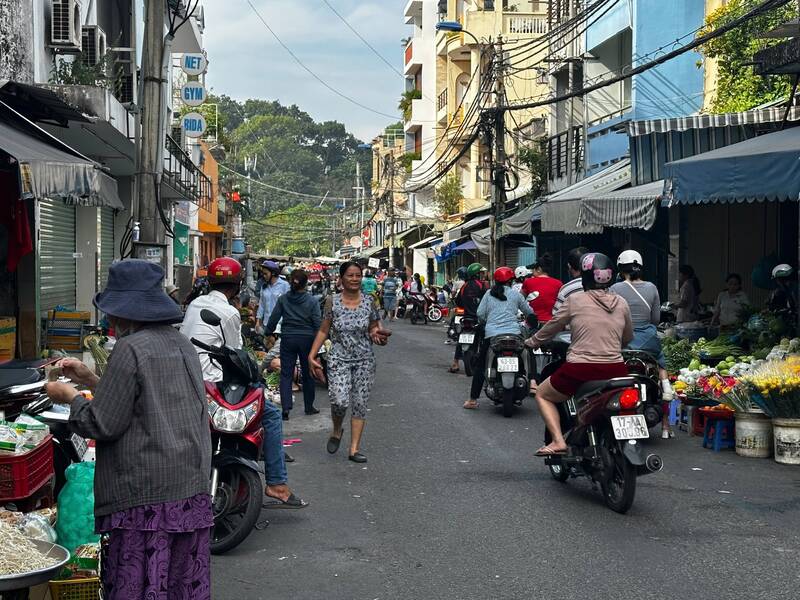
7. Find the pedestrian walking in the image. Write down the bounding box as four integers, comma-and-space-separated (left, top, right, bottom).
44, 260, 213, 600
265, 269, 322, 417
309, 261, 391, 463
255, 259, 290, 333
382, 268, 401, 320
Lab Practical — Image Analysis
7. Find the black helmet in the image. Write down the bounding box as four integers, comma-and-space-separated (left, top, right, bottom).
456, 266, 468, 280
580, 252, 614, 291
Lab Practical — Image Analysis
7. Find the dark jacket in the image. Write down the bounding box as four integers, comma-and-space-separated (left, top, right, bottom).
265, 289, 322, 336
456, 279, 487, 317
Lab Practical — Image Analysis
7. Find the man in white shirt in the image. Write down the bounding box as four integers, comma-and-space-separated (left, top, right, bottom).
181, 257, 307, 509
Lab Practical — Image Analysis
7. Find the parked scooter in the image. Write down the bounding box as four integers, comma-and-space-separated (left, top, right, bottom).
537, 335, 663, 514
191, 309, 266, 555
483, 314, 538, 417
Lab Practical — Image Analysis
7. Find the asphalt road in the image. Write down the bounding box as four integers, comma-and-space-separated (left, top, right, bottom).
212, 318, 800, 600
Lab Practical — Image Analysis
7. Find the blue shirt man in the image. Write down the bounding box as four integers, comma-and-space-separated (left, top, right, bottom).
255, 262, 290, 330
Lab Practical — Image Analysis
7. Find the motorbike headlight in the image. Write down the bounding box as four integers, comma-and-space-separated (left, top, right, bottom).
212, 407, 248, 433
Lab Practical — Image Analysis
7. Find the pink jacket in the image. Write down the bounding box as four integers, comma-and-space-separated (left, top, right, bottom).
533, 289, 633, 363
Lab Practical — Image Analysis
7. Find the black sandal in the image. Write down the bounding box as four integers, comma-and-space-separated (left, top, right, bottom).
327, 432, 343, 454
348, 452, 367, 463
263, 492, 308, 510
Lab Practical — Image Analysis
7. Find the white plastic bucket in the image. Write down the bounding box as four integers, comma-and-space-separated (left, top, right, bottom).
772, 418, 800, 465
734, 412, 772, 458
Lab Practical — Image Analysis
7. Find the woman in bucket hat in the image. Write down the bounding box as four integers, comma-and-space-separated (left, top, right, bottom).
45, 260, 213, 600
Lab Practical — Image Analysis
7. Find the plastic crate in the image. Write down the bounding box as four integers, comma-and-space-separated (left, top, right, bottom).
0, 434, 54, 501
49, 577, 101, 600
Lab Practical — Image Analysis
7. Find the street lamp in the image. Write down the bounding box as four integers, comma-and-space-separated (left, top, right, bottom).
435, 21, 481, 46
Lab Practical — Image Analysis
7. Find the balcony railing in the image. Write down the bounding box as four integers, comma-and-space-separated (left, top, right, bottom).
437, 88, 448, 112
163, 134, 212, 205
505, 14, 548, 35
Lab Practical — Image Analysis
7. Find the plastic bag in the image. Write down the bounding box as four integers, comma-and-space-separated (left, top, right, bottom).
56, 462, 100, 552
17, 513, 57, 543
0, 424, 22, 454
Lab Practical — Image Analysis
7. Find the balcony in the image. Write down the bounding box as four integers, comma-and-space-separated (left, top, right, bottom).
162, 134, 212, 204
437, 8, 548, 58
404, 39, 423, 76
404, 0, 423, 24
437, 88, 448, 123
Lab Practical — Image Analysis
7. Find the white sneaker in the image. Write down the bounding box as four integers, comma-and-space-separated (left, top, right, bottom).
661, 428, 674, 439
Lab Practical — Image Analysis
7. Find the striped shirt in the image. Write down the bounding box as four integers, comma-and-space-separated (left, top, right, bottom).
69, 326, 212, 517
552, 277, 584, 315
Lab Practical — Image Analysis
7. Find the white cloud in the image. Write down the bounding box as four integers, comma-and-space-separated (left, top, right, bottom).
203, 0, 409, 140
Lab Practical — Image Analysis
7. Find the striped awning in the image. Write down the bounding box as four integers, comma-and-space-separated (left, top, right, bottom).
541, 159, 631, 233
577, 180, 663, 230
626, 105, 800, 136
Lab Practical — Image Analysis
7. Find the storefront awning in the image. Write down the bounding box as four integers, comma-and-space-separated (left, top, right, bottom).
453, 239, 478, 251
627, 104, 800, 136
408, 235, 441, 250
0, 101, 123, 209
577, 180, 663, 230
501, 203, 543, 236
443, 213, 490, 243
541, 159, 631, 233
471, 228, 491, 254
198, 222, 224, 234
663, 127, 800, 206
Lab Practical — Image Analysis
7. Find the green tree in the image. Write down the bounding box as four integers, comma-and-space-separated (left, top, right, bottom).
399, 89, 422, 121
517, 143, 548, 202
434, 173, 463, 217
698, 0, 798, 113
245, 204, 332, 257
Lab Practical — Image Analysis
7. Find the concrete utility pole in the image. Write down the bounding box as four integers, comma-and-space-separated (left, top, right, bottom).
489, 35, 508, 273
137, 0, 166, 244
386, 155, 397, 269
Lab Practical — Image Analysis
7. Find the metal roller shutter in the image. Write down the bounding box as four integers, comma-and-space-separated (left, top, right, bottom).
39, 199, 76, 313
99, 208, 115, 290
503, 246, 519, 269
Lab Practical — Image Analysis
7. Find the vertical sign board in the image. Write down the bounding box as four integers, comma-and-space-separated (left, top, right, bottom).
182, 112, 207, 138
181, 53, 208, 76
181, 82, 207, 107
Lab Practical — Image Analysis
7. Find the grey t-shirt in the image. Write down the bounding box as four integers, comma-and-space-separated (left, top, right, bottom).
610, 280, 660, 327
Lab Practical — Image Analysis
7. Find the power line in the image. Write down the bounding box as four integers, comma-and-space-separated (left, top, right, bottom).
219, 163, 362, 201
244, 0, 400, 120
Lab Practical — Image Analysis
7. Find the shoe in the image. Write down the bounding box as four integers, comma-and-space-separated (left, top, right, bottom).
661, 428, 674, 439
284, 451, 295, 462
327, 433, 342, 454
348, 452, 367, 463
282, 411, 289, 421
305, 408, 320, 415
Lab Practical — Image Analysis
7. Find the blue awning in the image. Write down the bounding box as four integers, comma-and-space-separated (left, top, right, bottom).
453, 240, 477, 251
663, 127, 800, 205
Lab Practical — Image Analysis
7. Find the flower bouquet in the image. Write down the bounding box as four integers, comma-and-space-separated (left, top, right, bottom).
740, 357, 800, 419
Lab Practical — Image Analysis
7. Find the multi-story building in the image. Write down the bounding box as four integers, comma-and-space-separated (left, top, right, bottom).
403, 0, 439, 218
0, 0, 206, 355
546, 0, 706, 190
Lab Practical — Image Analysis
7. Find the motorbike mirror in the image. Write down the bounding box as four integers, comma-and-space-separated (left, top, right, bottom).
200, 309, 222, 327
526, 291, 540, 302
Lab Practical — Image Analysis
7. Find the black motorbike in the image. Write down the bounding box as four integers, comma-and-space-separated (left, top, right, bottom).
538, 336, 662, 514
484, 333, 532, 417
408, 292, 428, 325
458, 314, 481, 377
623, 349, 664, 429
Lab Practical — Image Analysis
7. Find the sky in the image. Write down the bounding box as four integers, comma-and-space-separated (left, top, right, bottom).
203, 0, 409, 142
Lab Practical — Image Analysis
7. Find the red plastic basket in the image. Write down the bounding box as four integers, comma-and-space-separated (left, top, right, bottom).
0, 434, 54, 501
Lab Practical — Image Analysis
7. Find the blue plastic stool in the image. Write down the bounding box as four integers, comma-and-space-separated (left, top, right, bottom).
702, 417, 735, 451
668, 399, 681, 427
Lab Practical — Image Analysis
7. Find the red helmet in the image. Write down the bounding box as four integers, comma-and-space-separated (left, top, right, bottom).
493, 266, 515, 284
207, 257, 242, 285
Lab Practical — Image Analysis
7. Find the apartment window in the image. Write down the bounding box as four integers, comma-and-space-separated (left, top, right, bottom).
414, 131, 422, 154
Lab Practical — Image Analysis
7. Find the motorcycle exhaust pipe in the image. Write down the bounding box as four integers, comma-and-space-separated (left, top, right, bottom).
645, 454, 663, 473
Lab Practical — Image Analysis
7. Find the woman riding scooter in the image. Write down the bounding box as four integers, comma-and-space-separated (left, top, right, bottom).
463, 267, 532, 410
525, 253, 633, 456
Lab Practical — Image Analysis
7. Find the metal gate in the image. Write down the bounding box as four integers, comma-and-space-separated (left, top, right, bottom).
39, 199, 76, 313
99, 207, 115, 290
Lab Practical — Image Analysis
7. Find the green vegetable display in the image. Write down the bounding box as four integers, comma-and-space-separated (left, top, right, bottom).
663, 338, 693, 372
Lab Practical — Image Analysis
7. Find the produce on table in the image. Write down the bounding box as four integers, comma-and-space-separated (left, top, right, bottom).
691, 336, 742, 359
0, 520, 59, 575
662, 337, 693, 372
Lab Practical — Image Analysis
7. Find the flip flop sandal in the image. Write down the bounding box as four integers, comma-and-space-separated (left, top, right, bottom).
327, 433, 343, 454
535, 446, 567, 457
448, 367, 460, 373
263, 493, 309, 509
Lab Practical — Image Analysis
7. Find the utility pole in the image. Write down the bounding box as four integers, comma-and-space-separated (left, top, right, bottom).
354, 161, 365, 249
386, 155, 397, 269
137, 0, 166, 244
489, 35, 508, 273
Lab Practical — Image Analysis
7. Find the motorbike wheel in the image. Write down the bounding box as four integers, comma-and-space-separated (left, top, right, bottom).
502, 388, 514, 418
463, 348, 474, 377
210, 465, 263, 555
599, 431, 637, 514
548, 462, 570, 483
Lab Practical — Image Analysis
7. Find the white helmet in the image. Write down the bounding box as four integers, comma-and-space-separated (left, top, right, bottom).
514, 266, 532, 279
617, 250, 643, 272
772, 263, 794, 279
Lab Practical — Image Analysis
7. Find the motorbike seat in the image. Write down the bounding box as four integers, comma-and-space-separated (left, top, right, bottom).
0, 368, 43, 391
573, 377, 638, 400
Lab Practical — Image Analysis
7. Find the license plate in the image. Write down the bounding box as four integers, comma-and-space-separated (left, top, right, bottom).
611, 415, 649, 440
497, 356, 519, 372
454, 316, 463, 324
459, 333, 475, 344
70, 433, 88, 459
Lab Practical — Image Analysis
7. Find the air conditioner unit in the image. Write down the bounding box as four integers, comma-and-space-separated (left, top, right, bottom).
50, 0, 82, 52
81, 25, 107, 66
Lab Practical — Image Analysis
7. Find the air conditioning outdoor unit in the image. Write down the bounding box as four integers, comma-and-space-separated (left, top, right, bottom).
50, 0, 82, 53
81, 25, 107, 66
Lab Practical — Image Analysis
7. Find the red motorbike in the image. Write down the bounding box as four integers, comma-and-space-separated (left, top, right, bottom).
191, 309, 265, 554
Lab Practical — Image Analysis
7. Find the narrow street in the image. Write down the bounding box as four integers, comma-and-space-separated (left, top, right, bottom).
213, 320, 800, 600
